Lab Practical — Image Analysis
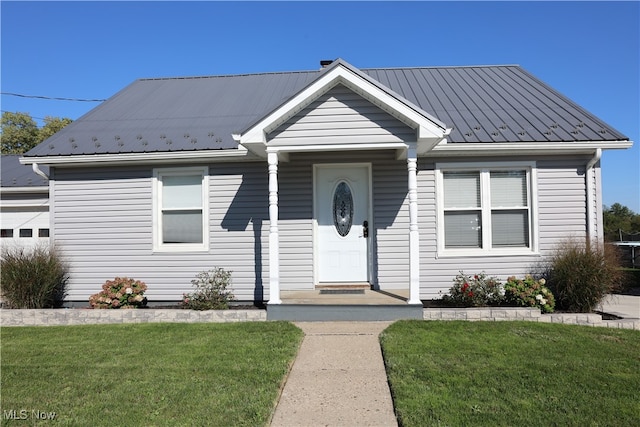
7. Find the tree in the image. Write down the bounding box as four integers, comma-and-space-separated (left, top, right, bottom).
39, 116, 73, 141
603, 203, 640, 241
1, 111, 72, 154
1, 112, 39, 154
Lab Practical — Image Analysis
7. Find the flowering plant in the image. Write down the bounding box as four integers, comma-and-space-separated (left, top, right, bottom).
181, 268, 234, 310
442, 271, 503, 307
503, 275, 555, 313
89, 277, 147, 309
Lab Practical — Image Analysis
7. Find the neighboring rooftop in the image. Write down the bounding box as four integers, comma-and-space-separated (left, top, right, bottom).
23, 61, 629, 158
1, 155, 49, 187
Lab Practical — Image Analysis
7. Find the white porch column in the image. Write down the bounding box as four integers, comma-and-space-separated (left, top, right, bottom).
267, 152, 281, 304
407, 144, 421, 305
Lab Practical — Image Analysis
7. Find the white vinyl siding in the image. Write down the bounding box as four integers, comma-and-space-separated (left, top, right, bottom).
153, 167, 208, 252
48, 152, 597, 303
267, 84, 415, 146
536, 158, 589, 249
51, 163, 269, 303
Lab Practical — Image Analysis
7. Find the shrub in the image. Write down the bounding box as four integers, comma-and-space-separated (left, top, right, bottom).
89, 277, 148, 309
504, 275, 555, 313
543, 238, 625, 312
181, 268, 234, 310
0, 245, 69, 308
442, 271, 503, 307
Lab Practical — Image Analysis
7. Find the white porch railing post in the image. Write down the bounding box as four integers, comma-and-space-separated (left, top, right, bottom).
267, 152, 281, 304
407, 144, 421, 305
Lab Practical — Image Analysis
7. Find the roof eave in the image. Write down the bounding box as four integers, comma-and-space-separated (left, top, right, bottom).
427, 140, 632, 157
19, 148, 262, 167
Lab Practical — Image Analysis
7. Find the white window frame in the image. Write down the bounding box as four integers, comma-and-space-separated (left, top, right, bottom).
153, 166, 209, 252
435, 161, 538, 257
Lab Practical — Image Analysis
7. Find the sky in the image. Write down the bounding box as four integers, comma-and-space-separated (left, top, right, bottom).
1, 1, 639, 212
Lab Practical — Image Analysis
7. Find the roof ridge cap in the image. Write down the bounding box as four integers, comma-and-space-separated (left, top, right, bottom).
138, 64, 523, 81
139, 69, 320, 82
363, 64, 521, 71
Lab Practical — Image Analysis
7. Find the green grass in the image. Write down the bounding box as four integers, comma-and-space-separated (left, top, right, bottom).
1, 322, 303, 426
381, 321, 640, 427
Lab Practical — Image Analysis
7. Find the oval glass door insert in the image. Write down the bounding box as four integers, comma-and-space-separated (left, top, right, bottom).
333, 181, 353, 237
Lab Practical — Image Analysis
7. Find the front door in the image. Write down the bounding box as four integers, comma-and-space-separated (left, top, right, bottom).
315, 164, 370, 283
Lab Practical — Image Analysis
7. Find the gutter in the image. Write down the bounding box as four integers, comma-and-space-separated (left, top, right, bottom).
0, 186, 49, 194
585, 148, 602, 242
428, 140, 632, 156
19, 149, 261, 167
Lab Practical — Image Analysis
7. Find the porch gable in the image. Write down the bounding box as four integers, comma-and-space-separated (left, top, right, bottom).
267, 84, 416, 147
235, 59, 451, 158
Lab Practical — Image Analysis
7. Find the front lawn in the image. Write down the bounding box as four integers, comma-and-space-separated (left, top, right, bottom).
381, 321, 640, 427
1, 322, 303, 426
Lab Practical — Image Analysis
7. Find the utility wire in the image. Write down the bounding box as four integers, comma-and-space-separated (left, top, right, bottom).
1, 110, 47, 120
1, 92, 105, 102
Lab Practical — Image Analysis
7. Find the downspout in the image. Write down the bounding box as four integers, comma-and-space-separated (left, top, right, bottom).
585, 148, 602, 243
32, 163, 49, 180
32, 162, 52, 248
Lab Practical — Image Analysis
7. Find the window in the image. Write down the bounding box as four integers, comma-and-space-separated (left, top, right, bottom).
39, 228, 50, 238
1, 229, 13, 238
437, 162, 536, 255
19, 229, 33, 238
154, 167, 208, 252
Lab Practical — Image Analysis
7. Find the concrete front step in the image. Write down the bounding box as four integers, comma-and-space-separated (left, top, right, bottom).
266, 304, 423, 321
315, 283, 371, 290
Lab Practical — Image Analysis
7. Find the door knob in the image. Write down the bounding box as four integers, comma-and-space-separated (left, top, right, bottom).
363, 220, 369, 238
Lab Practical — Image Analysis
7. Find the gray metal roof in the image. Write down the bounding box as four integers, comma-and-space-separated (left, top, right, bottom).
1, 155, 49, 187
24, 62, 629, 158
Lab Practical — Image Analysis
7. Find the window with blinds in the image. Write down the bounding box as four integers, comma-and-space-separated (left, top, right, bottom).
161, 175, 203, 244
154, 167, 208, 252
443, 172, 482, 248
439, 165, 533, 253
490, 171, 529, 247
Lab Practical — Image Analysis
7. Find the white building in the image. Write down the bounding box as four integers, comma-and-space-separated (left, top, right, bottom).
1, 155, 50, 248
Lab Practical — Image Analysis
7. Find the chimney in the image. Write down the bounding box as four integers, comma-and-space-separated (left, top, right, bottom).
320, 59, 334, 68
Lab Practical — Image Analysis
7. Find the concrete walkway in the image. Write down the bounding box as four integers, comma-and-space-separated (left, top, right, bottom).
599, 294, 640, 319
268, 295, 639, 426
271, 322, 397, 427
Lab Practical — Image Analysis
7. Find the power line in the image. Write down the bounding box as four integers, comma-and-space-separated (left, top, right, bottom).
1, 110, 45, 120
1, 92, 105, 102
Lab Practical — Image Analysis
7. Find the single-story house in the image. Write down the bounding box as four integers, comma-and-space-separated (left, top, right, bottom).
1, 155, 50, 247
19, 59, 632, 308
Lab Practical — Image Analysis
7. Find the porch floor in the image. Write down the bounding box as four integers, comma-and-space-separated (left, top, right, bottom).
280, 289, 410, 305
